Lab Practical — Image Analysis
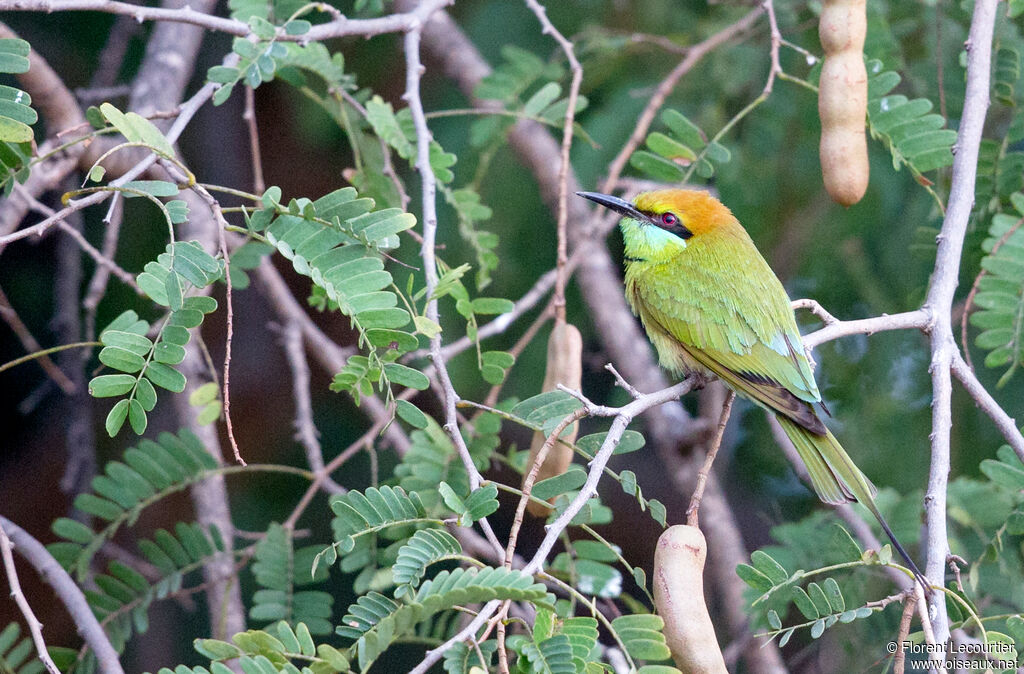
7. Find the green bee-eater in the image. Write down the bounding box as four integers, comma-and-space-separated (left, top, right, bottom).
578, 188, 925, 587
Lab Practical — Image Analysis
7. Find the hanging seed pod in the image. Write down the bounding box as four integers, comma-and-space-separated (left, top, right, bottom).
818, 0, 869, 206
524, 321, 583, 517
653, 525, 728, 674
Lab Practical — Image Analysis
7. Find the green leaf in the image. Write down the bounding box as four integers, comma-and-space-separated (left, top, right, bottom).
791, 587, 819, 620
330, 486, 426, 554
736, 563, 773, 592
284, 19, 311, 35
646, 132, 697, 161
532, 467, 586, 501
750, 550, 789, 584
99, 346, 147, 373
471, 297, 515, 315
53, 517, 96, 545
100, 102, 176, 157
0, 39, 31, 74
611, 614, 672, 662
807, 581, 832, 616
365, 95, 413, 159
438, 481, 466, 515
661, 109, 705, 149
577, 430, 645, 456
413, 315, 442, 338
89, 374, 137, 398
981, 458, 1024, 490
393, 528, 462, 590
395, 400, 429, 429
383, 363, 430, 390
866, 62, 954, 175
145, 362, 187, 392
190, 381, 219, 406
0, 117, 32, 143
106, 399, 130, 437
520, 635, 574, 674
340, 567, 550, 669
194, 639, 243, 660
462, 484, 499, 522
823, 577, 845, 613
629, 150, 685, 182
523, 82, 561, 117
128, 400, 148, 434
121, 180, 179, 198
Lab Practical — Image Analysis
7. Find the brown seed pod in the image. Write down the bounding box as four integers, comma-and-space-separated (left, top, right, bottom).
818, 0, 869, 206
524, 321, 583, 517
653, 525, 728, 674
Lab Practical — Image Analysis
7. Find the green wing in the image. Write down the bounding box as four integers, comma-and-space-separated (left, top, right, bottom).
628, 244, 823, 431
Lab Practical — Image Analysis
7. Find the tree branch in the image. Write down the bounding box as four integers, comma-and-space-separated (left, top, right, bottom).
0, 523, 60, 674
0, 516, 124, 674
403, 2, 503, 560
918, 0, 998, 645
951, 353, 1024, 462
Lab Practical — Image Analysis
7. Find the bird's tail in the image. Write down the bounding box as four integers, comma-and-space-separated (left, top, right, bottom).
776, 417, 928, 591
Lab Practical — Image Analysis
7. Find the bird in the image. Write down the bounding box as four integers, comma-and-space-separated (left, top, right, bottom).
577, 188, 927, 590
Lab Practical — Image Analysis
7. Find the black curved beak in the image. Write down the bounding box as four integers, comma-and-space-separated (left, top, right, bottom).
576, 191, 646, 221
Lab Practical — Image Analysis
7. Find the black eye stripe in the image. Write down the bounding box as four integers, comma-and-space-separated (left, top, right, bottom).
664, 222, 693, 240
639, 209, 693, 240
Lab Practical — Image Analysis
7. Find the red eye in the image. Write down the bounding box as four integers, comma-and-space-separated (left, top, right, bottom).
661, 212, 679, 227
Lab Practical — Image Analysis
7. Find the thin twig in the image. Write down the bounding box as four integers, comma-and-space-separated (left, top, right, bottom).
761, 0, 783, 95
405, 267, 557, 363
915, 582, 947, 673
600, 6, 764, 193
523, 0, 581, 325
0, 0, 455, 42
0, 284, 76, 393
283, 424, 380, 531
893, 592, 917, 674
404, 9, 503, 561
605, 362, 641, 399
507, 408, 588, 567
280, 322, 344, 494
0, 524, 60, 674
686, 391, 735, 526
57, 220, 140, 293
194, 185, 245, 465
338, 87, 411, 213
243, 86, 266, 195
0, 55, 224, 250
